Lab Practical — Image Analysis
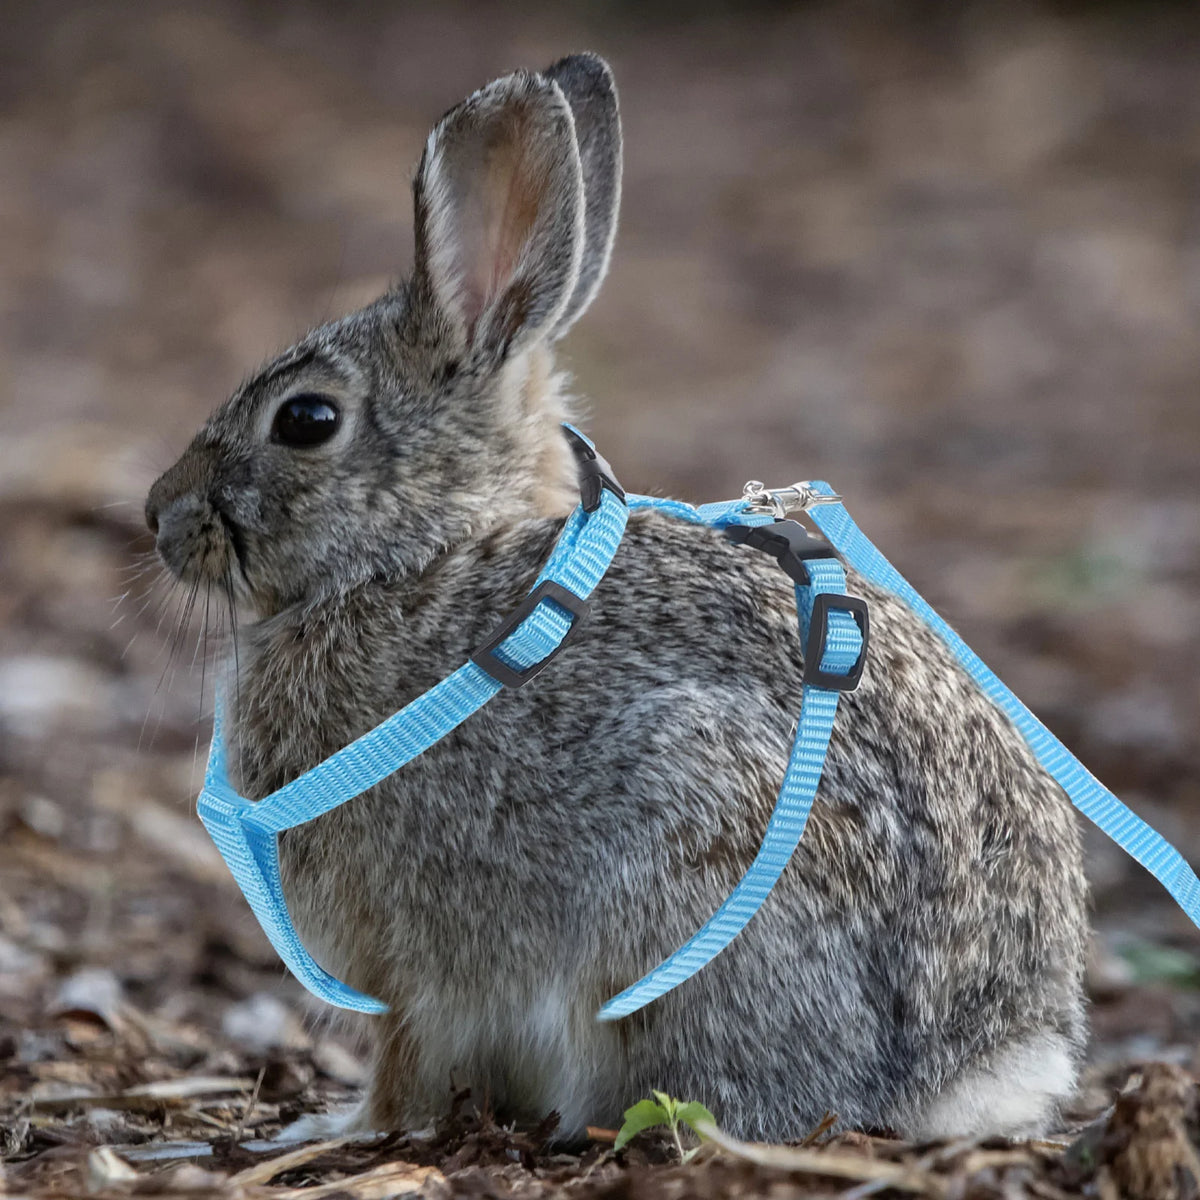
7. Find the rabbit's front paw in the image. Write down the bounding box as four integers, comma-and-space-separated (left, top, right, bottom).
273, 1101, 379, 1144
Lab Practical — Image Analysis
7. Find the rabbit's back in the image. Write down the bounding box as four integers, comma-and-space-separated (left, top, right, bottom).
233, 506, 1088, 1140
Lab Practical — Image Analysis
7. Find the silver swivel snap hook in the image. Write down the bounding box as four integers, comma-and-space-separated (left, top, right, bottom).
741, 480, 843, 518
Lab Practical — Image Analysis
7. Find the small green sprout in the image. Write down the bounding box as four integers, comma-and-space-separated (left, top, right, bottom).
614, 1090, 716, 1161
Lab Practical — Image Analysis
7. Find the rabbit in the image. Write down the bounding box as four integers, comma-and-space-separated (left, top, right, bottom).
146, 53, 1089, 1144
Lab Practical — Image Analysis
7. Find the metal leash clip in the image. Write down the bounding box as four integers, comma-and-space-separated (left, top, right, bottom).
741, 480, 843, 519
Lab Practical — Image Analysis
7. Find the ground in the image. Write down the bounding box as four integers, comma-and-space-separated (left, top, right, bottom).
2, 2, 1200, 1196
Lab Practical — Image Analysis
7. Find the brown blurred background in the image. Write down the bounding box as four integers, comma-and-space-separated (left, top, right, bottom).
2, 0, 1200, 1115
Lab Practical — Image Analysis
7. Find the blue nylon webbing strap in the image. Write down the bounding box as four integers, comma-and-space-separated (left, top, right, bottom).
800, 482, 1200, 927
596, 541, 863, 1020
198, 483, 630, 1013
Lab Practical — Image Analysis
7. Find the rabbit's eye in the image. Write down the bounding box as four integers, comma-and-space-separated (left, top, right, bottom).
272, 394, 341, 447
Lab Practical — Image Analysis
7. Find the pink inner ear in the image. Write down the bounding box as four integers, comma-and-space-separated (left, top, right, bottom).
451, 111, 550, 334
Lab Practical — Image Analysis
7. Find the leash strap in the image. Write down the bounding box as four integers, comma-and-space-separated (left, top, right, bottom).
596, 498, 866, 1019
598, 507, 865, 1018
197, 432, 629, 1013
801, 482, 1200, 926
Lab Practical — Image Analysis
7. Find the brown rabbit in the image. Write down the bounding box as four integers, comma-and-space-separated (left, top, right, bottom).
147, 54, 1089, 1143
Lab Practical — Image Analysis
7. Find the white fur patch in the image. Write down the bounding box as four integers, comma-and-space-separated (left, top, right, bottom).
907, 1032, 1076, 1140
274, 1103, 370, 1143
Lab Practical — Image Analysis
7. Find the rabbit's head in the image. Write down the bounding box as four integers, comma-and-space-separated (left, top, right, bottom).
146, 54, 621, 615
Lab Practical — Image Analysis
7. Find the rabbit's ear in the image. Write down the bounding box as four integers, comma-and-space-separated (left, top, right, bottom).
412, 71, 584, 365
541, 53, 622, 339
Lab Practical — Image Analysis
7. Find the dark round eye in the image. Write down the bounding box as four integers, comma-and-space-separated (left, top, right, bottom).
272, 394, 341, 447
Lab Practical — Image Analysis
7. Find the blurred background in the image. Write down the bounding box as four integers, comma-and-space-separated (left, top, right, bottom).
2, 0, 1199, 1148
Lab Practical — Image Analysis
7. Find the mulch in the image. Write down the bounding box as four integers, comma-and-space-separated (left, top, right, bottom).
6, 1045, 1200, 1198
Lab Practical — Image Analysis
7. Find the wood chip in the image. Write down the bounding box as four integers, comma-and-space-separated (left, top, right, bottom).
86, 1146, 139, 1192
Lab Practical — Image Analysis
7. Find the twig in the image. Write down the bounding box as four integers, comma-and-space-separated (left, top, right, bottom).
800, 1110, 839, 1146
31, 1075, 252, 1112
696, 1120, 946, 1198
228, 1136, 353, 1187
230, 1065, 265, 1145
271, 1161, 446, 1198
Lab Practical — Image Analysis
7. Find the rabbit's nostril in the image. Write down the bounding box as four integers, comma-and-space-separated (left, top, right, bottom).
145, 504, 160, 536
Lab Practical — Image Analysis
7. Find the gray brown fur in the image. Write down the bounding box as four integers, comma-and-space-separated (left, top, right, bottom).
147, 53, 1089, 1143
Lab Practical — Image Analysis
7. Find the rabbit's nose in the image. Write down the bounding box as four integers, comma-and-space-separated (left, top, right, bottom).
145, 472, 176, 536
146, 441, 218, 539
150, 494, 213, 581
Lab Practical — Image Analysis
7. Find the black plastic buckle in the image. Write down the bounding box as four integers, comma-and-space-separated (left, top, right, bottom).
724, 519, 839, 586
804, 593, 869, 692
470, 580, 591, 689
727, 518, 870, 691
563, 427, 626, 513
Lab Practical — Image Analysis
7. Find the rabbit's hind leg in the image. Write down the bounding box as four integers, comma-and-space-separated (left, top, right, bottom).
901, 1030, 1078, 1141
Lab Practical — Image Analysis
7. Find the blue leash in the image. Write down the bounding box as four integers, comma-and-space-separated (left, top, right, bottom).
800, 482, 1200, 928
196, 435, 1200, 1020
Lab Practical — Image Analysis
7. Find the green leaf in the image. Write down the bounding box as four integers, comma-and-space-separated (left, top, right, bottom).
1117, 939, 1200, 988
614, 1099, 670, 1151
674, 1101, 717, 1138
650, 1090, 677, 1121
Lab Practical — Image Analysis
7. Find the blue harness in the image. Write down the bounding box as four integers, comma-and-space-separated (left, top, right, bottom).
198, 427, 1200, 1019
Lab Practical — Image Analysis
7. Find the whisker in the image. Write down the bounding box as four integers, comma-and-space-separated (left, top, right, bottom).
109, 573, 162, 629
131, 581, 168, 621
175, 580, 202, 668
139, 579, 198, 752
189, 584, 209, 670
193, 583, 213, 786
152, 584, 191, 684
122, 584, 174, 662
224, 563, 244, 788
152, 584, 182, 643
114, 561, 160, 584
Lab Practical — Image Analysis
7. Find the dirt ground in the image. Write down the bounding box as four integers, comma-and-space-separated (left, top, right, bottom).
3, 2, 1200, 1196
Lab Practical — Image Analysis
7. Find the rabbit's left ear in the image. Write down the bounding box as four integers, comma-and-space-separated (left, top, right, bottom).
411, 70, 584, 366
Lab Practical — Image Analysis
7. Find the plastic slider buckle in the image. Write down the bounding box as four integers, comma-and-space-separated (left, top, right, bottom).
470, 580, 591, 689
563, 427, 626, 513
804, 593, 870, 692
725, 519, 839, 586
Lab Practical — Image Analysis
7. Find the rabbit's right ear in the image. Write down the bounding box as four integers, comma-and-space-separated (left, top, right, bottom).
541, 54, 622, 338
411, 71, 585, 368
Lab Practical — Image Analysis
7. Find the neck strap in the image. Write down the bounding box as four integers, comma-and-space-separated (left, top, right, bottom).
198, 426, 630, 1012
